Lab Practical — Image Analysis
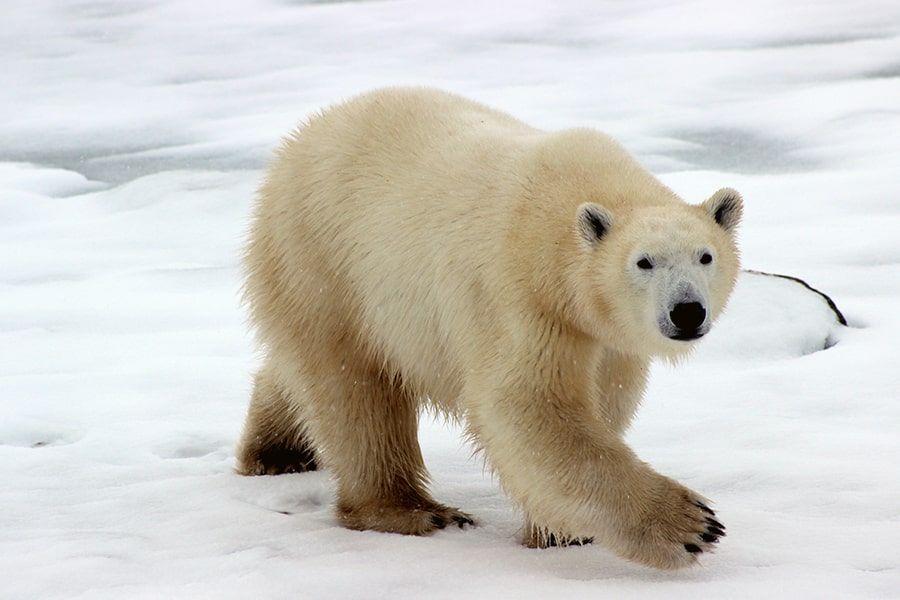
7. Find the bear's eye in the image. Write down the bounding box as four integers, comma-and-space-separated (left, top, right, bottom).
700, 253, 713, 265
637, 258, 653, 270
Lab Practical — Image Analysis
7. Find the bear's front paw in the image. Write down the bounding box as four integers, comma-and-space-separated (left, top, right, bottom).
619, 477, 725, 569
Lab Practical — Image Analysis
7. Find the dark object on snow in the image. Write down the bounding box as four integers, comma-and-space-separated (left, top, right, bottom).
743, 269, 847, 326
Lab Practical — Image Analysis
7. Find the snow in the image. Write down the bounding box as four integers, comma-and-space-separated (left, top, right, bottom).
2, 1, 899, 598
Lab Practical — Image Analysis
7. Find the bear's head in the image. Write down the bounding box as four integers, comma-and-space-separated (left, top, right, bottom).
572, 188, 742, 359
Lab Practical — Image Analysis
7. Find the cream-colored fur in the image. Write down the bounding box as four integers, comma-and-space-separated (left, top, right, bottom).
236, 87, 741, 569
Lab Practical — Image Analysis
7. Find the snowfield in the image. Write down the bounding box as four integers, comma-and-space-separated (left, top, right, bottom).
2, 1, 899, 598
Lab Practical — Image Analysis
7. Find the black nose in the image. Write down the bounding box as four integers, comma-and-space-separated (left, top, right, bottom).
670, 302, 706, 333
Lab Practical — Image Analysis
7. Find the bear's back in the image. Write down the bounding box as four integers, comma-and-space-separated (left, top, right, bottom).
251, 88, 539, 402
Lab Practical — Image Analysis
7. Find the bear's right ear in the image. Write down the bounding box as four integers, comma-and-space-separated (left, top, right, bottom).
576, 203, 613, 245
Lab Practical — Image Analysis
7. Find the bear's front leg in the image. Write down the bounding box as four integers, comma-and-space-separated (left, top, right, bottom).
523, 516, 593, 548
466, 357, 724, 569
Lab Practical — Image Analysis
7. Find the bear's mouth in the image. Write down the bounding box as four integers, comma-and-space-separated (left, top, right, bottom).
657, 319, 709, 342
668, 330, 706, 342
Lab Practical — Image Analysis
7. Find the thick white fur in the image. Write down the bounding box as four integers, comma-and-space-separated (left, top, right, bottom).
238, 87, 741, 569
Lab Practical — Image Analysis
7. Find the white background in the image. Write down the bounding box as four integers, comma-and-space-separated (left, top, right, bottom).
2, 1, 898, 598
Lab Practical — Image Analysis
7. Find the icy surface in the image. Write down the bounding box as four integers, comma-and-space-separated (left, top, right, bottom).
2, 1, 899, 598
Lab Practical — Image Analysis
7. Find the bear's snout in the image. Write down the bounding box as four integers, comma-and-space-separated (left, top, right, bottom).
668, 302, 707, 340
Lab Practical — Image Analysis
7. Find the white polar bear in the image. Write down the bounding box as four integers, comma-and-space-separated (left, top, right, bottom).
237, 87, 741, 569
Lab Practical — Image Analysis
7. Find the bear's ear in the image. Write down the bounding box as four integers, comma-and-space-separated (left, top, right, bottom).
576, 203, 613, 245
702, 188, 743, 234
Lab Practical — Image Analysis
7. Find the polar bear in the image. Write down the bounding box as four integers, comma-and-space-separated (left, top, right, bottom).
236, 87, 741, 570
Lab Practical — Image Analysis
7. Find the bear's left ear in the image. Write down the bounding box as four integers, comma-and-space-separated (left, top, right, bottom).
702, 188, 743, 234
576, 202, 613, 245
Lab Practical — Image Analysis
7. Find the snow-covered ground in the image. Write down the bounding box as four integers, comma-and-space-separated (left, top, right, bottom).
2, 1, 899, 598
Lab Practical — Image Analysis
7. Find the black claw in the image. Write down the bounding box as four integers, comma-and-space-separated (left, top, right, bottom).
707, 526, 725, 537
564, 537, 593, 546
684, 543, 702, 554
430, 514, 447, 529
453, 515, 474, 528
547, 533, 594, 548
546, 534, 593, 547
700, 532, 719, 543
695, 501, 715, 516
706, 517, 726, 530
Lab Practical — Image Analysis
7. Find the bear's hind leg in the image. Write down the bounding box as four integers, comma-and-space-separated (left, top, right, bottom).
236, 366, 318, 475
300, 356, 473, 535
